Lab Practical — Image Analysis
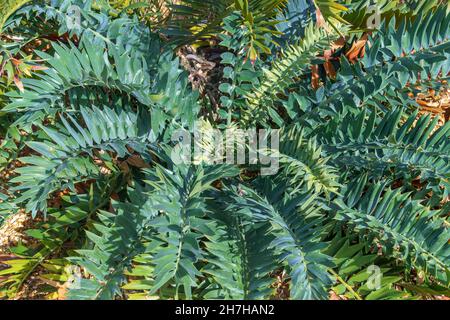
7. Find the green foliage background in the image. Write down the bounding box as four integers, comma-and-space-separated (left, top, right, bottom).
0, 0, 449, 300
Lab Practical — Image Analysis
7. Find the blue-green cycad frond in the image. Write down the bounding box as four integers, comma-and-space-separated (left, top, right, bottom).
225, 182, 334, 299
278, 126, 341, 196
334, 176, 450, 284
203, 199, 277, 299
318, 108, 450, 204
305, 7, 450, 121
245, 23, 340, 125
4, 37, 154, 120
3, 20, 198, 131
10, 107, 157, 217
68, 189, 158, 300
142, 163, 239, 299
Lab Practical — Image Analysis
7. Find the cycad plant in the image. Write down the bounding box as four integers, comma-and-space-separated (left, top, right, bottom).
0, 0, 449, 300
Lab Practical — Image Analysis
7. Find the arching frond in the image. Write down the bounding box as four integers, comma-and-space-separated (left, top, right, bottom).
226, 182, 334, 299
10, 107, 157, 217
334, 177, 450, 284
246, 23, 339, 124
318, 108, 450, 204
